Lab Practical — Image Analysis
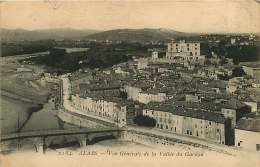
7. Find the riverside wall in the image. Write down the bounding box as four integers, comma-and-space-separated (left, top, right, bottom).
57, 110, 113, 129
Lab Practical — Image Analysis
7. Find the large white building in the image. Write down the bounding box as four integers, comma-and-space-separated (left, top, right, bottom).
165, 40, 205, 64
166, 40, 200, 56
142, 104, 231, 145
71, 94, 135, 127
124, 85, 167, 104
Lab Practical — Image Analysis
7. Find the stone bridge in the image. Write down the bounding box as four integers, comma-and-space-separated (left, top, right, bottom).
0, 128, 122, 153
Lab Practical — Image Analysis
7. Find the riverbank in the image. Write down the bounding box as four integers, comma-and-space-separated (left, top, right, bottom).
0, 59, 54, 134
21, 102, 60, 132
0, 96, 42, 134
0, 61, 53, 103
1, 89, 44, 105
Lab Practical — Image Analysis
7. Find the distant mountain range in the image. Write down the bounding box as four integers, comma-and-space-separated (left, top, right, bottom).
1, 28, 100, 41
84, 28, 190, 42
1, 28, 192, 42
2, 28, 257, 42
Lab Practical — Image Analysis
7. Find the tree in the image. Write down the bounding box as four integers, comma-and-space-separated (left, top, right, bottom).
232, 67, 246, 77
133, 115, 156, 127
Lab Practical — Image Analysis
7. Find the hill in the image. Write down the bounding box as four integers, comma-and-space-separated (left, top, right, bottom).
85, 28, 190, 42
1, 28, 100, 41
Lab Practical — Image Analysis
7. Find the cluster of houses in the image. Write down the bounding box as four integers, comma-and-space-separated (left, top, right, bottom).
66, 40, 260, 151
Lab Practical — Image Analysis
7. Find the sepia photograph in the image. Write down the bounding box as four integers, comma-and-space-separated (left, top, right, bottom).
0, 0, 259, 167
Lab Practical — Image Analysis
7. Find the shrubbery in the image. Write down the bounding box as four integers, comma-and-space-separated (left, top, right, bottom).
133, 115, 156, 127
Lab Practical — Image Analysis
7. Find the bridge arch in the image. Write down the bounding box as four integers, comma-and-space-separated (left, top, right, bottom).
0, 128, 122, 153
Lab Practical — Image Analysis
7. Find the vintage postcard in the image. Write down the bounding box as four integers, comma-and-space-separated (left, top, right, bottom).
0, 0, 259, 167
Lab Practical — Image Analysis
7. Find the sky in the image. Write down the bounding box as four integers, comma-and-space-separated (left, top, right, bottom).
1, 0, 259, 33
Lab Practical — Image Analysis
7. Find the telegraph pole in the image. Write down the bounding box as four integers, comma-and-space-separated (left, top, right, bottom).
116, 108, 120, 138
117, 107, 119, 130
17, 112, 20, 131
17, 112, 21, 150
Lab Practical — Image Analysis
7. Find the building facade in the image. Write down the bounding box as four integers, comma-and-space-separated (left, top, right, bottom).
142, 105, 232, 145
167, 40, 200, 56
124, 85, 167, 104
71, 94, 135, 127
235, 128, 260, 151
165, 40, 205, 64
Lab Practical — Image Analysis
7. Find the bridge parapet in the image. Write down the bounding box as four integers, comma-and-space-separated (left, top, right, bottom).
0, 128, 123, 153
1, 128, 122, 141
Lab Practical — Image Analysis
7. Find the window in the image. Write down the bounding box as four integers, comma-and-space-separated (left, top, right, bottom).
217, 129, 219, 132
166, 125, 168, 129
209, 121, 211, 125
256, 144, 260, 151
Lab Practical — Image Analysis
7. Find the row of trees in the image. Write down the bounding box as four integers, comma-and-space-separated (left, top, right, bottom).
2, 41, 55, 57
209, 41, 259, 64
26, 42, 152, 73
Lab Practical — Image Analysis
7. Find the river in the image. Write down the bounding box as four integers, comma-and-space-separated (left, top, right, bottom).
0, 93, 140, 152
0, 95, 42, 134
0, 56, 144, 151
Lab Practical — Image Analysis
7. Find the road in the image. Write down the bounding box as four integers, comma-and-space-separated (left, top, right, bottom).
126, 125, 240, 154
